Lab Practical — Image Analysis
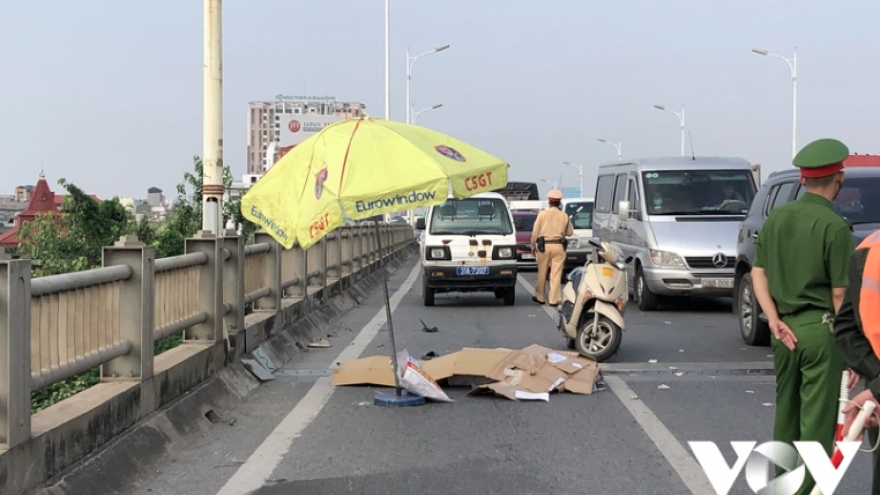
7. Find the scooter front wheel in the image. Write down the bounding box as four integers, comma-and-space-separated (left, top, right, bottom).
576, 315, 622, 362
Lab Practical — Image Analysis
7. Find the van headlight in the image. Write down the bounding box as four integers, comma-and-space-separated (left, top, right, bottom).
493, 246, 515, 259
426, 246, 451, 260
567, 238, 580, 249
650, 250, 685, 267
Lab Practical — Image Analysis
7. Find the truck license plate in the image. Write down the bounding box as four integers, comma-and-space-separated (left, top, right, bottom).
522, 253, 535, 259
457, 266, 489, 275
703, 278, 733, 289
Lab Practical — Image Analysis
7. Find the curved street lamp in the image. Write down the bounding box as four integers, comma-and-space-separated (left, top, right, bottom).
752, 46, 797, 158
412, 104, 443, 124
654, 105, 685, 156
406, 44, 450, 124
597, 138, 622, 161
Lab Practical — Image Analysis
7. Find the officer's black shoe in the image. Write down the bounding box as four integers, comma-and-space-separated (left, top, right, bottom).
532, 296, 545, 305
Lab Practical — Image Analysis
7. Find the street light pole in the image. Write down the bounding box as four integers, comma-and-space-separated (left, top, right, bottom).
752, 46, 797, 158
653, 105, 685, 156
562, 161, 583, 197
597, 138, 622, 161
202, 0, 224, 234
384, 0, 390, 120
412, 104, 442, 124
405, 44, 450, 124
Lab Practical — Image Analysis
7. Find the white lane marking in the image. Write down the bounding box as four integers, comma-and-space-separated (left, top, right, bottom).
603, 375, 715, 495
517, 274, 714, 495
215, 263, 423, 495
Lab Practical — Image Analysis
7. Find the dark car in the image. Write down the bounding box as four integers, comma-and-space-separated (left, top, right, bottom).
513, 211, 538, 269
733, 166, 880, 345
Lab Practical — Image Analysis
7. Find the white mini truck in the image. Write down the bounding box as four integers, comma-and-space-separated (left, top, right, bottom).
416, 192, 519, 306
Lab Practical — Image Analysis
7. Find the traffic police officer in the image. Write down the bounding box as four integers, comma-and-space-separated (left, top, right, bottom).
834, 229, 880, 494
531, 189, 573, 306
751, 138, 856, 495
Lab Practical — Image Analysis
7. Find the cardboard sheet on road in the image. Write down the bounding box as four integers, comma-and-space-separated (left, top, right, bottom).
331, 344, 600, 401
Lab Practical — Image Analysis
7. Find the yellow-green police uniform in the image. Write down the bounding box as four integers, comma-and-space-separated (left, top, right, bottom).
753, 138, 855, 495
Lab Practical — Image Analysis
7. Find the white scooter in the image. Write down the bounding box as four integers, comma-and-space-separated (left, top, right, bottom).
556, 239, 632, 362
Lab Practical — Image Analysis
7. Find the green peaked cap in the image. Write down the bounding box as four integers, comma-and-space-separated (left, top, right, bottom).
792, 138, 849, 168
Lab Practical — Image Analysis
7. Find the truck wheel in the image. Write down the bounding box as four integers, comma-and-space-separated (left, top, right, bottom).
503, 286, 516, 306
737, 273, 770, 346
422, 277, 434, 307
635, 266, 659, 311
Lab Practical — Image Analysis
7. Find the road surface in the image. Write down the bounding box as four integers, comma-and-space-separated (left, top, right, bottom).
127, 257, 872, 495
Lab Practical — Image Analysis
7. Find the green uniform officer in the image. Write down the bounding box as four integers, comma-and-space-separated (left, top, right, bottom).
751, 138, 856, 495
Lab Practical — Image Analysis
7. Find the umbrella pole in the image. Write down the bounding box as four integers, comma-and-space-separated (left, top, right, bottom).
375, 222, 403, 397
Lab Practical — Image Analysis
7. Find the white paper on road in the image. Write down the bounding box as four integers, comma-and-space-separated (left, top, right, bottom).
549, 377, 565, 391
514, 390, 549, 401
397, 349, 452, 402
546, 352, 568, 363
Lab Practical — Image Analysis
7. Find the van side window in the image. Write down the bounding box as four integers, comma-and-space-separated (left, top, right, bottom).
627, 178, 640, 214
611, 174, 628, 214
595, 175, 615, 213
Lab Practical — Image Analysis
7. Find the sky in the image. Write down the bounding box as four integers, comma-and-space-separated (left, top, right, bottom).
2, 1, 879, 201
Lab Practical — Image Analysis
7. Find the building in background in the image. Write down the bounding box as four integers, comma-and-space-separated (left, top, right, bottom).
13, 185, 34, 202
0, 172, 100, 249
246, 96, 366, 175
147, 187, 164, 207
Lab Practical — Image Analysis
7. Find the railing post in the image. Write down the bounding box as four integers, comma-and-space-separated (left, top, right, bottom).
222, 231, 245, 338
102, 236, 154, 380
319, 236, 328, 288
345, 226, 354, 275
0, 260, 31, 448
325, 232, 340, 281
185, 231, 223, 341
252, 231, 281, 311
282, 240, 306, 298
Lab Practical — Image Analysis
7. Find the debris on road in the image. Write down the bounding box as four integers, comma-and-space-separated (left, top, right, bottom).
397, 350, 452, 402
421, 351, 440, 360
648, 359, 658, 363
658, 384, 670, 390
308, 339, 332, 348
419, 318, 439, 333
674, 372, 684, 377
332, 344, 601, 402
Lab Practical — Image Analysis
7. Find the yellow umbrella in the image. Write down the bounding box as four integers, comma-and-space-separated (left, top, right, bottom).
241, 116, 509, 250
241, 116, 509, 404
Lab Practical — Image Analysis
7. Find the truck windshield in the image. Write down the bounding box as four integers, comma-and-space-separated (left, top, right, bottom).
643, 169, 756, 215
429, 198, 514, 235
564, 202, 593, 229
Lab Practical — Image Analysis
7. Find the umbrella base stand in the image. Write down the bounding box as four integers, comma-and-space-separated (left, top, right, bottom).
371, 221, 424, 408
374, 391, 426, 407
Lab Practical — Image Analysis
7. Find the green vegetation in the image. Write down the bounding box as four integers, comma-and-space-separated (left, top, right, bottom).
19, 156, 257, 413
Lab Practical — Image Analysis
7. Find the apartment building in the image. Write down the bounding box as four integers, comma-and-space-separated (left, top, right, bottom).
246, 96, 366, 175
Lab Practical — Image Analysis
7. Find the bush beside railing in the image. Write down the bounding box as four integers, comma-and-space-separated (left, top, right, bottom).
0, 223, 413, 449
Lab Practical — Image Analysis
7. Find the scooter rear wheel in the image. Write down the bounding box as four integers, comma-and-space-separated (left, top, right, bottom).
576, 315, 622, 362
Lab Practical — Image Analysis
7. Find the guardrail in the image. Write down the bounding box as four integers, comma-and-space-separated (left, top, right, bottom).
0, 223, 413, 450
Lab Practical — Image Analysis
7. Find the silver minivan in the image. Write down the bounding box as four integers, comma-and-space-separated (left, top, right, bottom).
592, 157, 758, 310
